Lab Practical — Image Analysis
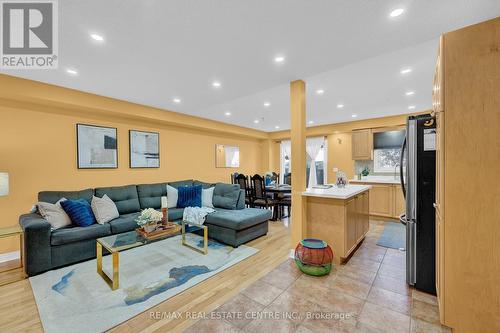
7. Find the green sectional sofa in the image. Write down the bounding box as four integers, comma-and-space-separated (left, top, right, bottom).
19, 180, 271, 276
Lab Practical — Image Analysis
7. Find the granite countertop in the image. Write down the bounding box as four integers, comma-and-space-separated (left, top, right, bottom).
350, 175, 402, 184
302, 184, 371, 199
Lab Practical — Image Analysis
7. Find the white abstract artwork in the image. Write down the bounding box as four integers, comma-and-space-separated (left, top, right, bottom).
130, 130, 159, 168
77, 124, 117, 169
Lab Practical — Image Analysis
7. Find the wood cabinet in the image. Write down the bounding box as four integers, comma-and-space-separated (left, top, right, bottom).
350, 182, 405, 219
351, 129, 372, 160
368, 184, 393, 217
393, 185, 405, 218
305, 190, 370, 264
434, 18, 500, 332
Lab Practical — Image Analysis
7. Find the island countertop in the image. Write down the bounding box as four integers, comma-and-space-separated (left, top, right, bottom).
302, 184, 371, 199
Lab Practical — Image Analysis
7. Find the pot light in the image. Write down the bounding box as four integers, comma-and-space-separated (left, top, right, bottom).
263, 102, 271, 107
405, 91, 415, 96
253, 119, 259, 124
308, 120, 314, 125
316, 89, 325, 95
66, 68, 78, 75
173, 98, 181, 103
274, 55, 285, 63
275, 126, 280, 129
337, 104, 344, 109
90, 33, 104, 42
224, 111, 231, 116
212, 81, 221, 88
408, 105, 416, 110
389, 8, 404, 17
351, 114, 358, 118
400, 68, 412, 74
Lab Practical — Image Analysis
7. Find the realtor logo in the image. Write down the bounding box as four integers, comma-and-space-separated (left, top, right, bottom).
1, 0, 58, 69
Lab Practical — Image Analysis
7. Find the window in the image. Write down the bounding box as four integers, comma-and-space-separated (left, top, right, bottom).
373, 130, 405, 173
280, 137, 328, 186
373, 148, 402, 173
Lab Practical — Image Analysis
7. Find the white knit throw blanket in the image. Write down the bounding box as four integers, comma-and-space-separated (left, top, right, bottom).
182, 207, 215, 225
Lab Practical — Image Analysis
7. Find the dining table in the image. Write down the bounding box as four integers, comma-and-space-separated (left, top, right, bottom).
265, 184, 292, 220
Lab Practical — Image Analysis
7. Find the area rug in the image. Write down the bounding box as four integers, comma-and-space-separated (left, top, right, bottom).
29, 234, 258, 333
377, 221, 406, 250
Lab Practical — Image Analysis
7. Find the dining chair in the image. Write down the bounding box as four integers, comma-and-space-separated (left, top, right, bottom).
284, 172, 292, 185
235, 173, 252, 207
250, 174, 277, 218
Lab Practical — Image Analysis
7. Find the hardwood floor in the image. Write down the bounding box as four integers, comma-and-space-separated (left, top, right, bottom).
0, 221, 291, 333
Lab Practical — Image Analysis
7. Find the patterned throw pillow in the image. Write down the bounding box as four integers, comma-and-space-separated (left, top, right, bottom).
177, 185, 202, 208
61, 199, 97, 227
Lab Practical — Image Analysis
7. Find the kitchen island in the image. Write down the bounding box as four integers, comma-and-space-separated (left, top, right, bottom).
302, 185, 371, 264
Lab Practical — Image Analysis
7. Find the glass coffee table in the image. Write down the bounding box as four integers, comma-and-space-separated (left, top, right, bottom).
96, 225, 181, 290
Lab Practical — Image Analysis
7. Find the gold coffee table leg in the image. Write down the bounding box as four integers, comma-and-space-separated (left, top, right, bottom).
181, 221, 208, 255
97, 242, 120, 290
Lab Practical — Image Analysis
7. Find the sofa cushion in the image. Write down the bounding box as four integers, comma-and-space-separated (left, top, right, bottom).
91, 195, 119, 224
38, 189, 93, 204
36, 198, 72, 229
167, 179, 193, 189
168, 208, 184, 221
193, 180, 215, 189
137, 183, 167, 209
108, 212, 141, 234
177, 185, 202, 208
213, 183, 240, 210
95, 185, 140, 215
51, 223, 111, 246
205, 208, 272, 231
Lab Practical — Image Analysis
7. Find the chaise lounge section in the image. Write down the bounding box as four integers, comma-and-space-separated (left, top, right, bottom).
19, 180, 271, 276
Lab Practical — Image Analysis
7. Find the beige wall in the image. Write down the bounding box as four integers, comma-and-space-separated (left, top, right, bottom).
0, 75, 267, 254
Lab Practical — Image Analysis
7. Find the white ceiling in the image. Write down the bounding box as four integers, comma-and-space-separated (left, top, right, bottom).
2, 0, 499, 132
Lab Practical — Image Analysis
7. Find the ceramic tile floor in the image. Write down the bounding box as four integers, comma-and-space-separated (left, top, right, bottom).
184, 221, 452, 333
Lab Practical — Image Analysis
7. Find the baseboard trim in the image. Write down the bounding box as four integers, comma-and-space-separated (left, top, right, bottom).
0, 251, 20, 263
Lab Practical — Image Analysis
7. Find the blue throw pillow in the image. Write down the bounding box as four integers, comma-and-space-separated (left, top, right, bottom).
61, 199, 96, 227
177, 185, 202, 208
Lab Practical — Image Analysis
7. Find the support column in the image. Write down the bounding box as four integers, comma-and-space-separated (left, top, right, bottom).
290, 80, 307, 250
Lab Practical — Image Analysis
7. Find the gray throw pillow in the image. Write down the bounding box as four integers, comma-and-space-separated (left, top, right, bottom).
212, 183, 240, 210
37, 198, 72, 229
166, 185, 178, 208
91, 194, 119, 224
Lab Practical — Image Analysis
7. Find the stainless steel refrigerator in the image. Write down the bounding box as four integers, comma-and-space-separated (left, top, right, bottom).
400, 114, 436, 294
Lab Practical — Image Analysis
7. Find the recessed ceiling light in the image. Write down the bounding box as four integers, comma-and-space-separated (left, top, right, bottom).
274, 55, 285, 63
316, 89, 325, 95
408, 105, 416, 110
400, 68, 412, 74
90, 33, 104, 42
275, 126, 280, 129
308, 120, 314, 125
337, 104, 344, 109
173, 98, 181, 104
351, 114, 358, 118
263, 102, 271, 107
253, 119, 259, 124
212, 81, 221, 88
389, 8, 404, 17
405, 91, 415, 96
224, 111, 231, 116
66, 68, 78, 75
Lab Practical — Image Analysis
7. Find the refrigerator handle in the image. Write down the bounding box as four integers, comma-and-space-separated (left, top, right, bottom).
400, 137, 406, 198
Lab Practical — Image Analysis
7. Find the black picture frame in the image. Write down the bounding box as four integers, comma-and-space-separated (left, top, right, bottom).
129, 130, 160, 168
76, 124, 118, 169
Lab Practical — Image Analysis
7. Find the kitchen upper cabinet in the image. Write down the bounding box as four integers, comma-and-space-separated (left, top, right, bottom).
368, 184, 393, 217
352, 129, 373, 160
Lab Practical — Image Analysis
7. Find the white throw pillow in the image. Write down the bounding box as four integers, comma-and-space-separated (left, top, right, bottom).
166, 185, 178, 208
91, 194, 119, 224
37, 198, 71, 229
202, 187, 215, 208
